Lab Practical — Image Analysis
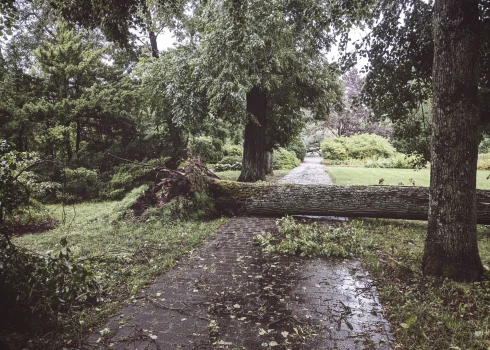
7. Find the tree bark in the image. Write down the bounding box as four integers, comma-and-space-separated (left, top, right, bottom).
149, 30, 159, 59
265, 150, 274, 175
422, 0, 484, 281
208, 181, 490, 224
144, 7, 159, 58
238, 87, 267, 182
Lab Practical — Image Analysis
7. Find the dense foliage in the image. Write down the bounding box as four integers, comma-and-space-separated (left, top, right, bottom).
255, 216, 364, 258
321, 134, 396, 161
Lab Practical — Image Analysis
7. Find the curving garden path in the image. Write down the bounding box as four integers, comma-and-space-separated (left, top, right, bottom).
82, 157, 395, 350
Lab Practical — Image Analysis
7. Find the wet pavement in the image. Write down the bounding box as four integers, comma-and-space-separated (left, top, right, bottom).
279, 156, 333, 185
83, 157, 395, 349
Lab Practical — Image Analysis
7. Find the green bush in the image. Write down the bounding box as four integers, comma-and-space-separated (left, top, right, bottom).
365, 153, 423, 169
287, 138, 307, 162
273, 148, 301, 170
222, 143, 243, 157
215, 155, 242, 172
0, 237, 100, 332
188, 136, 223, 163
321, 134, 396, 161
63, 167, 100, 203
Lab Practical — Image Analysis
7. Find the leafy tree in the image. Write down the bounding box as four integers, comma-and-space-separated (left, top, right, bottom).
327, 68, 392, 137
26, 22, 108, 162
333, 0, 488, 281
194, 0, 342, 182
422, 0, 484, 281
52, 0, 185, 58
0, 0, 17, 37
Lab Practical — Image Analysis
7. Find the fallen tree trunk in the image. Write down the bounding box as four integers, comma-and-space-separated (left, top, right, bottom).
208, 180, 490, 224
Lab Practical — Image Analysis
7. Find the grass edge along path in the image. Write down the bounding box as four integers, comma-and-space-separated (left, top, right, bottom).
326, 167, 490, 189
5, 187, 228, 350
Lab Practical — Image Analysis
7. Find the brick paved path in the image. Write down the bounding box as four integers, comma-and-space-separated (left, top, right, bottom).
83, 158, 395, 349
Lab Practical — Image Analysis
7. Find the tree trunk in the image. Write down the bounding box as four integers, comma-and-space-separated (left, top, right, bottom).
144, 8, 159, 58
149, 31, 159, 59
64, 129, 72, 162
208, 181, 490, 224
238, 87, 267, 182
422, 0, 484, 281
165, 121, 187, 170
265, 150, 274, 175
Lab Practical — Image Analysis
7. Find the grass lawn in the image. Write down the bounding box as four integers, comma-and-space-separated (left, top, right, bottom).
5, 187, 227, 349
326, 167, 490, 189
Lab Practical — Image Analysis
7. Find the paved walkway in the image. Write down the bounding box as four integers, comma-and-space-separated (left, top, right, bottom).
83, 157, 395, 350
279, 156, 333, 185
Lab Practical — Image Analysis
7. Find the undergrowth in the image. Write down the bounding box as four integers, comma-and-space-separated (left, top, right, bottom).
254, 216, 365, 258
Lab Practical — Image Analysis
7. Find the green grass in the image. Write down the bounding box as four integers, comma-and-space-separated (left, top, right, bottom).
326, 167, 490, 189
6, 187, 227, 349
357, 218, 490, 350
214, 169, 290, 182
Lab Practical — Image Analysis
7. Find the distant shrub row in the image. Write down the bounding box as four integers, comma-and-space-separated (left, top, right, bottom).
321, 134, 396, 161
365, 153, 423, 169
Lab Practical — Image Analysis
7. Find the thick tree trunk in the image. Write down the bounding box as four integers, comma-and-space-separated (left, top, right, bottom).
208, 181, 490, 223
422, 0, 484, 281
238, 87, 267, 182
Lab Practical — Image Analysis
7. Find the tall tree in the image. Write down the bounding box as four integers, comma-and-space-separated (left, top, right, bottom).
422, 0, 484, 281
332, 0, 489, 281
196, 0, 342, 182
326, 68, 392, 137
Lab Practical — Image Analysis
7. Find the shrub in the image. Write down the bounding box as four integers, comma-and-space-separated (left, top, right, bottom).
63, 167, 100, 203
477, 157, 490, 170
365, 153, 423, 169
321, 134, 396, 161
287, 138, 307, 162
0, 237, 100, 332
215, 155, 242, 172
188, 136, 223, 163
222, 143, 243, 157
273, 148, 301, 170
320, 138, 348, 160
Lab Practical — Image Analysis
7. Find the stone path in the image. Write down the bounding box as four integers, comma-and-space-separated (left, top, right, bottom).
83, 157, 395, 350
279, 156, 333, 185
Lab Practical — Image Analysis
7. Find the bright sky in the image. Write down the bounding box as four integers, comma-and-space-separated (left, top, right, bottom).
157, 29, 176, 50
